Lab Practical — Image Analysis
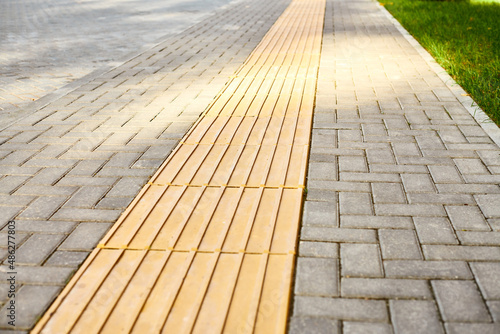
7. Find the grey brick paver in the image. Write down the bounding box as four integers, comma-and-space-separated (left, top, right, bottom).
432, 280, 491, 322
469, 263, 500, 300
295, 257, 338, 297
390, 300, 444, 334
341, 278, 432, 299
384, 260, 472, 279
293, 296, 388, 321
341, 243, 383, 278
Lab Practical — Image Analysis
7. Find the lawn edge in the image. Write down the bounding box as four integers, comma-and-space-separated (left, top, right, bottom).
377, 0, 500, 148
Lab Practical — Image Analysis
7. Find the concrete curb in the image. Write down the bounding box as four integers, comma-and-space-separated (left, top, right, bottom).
378, 2, 500, 148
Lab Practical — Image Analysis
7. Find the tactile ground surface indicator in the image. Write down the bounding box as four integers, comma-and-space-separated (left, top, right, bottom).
32, 0, 324, 333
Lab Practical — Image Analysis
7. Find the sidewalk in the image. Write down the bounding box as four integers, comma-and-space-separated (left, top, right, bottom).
2, 0, 500, 332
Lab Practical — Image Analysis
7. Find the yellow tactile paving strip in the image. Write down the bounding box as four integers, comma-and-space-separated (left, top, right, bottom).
32, 0, 325, 333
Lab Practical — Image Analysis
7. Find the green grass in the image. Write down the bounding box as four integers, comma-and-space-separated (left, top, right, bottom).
380, 0, 500, 123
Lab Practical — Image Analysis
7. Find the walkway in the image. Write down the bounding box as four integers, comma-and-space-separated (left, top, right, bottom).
3, 0, 500, 332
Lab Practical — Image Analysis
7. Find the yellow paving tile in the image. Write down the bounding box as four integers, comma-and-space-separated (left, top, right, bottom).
35, 250, 294, 334
148, 144, 309, 187
100, 186, 303, 253
33, 0, 325, 332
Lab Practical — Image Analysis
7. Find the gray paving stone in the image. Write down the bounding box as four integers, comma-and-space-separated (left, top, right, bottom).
432, 280, 491, 322
462, 174, 500, 184
390, 300, 444, 334
413, 217, 458, 244
302, 201, 337, 226
436, 183, 500, 194
378, 198, 448, 214
469, 262, 500, 300
456, 231, 500, 246
341, 243, 383, 278
5, 220, 77, 233
295, 257, 338, 297
17, 196, 69, 220
302, 227, 376, 243
407, 193, 474, 205
341, 278, 432, 299
366, 149, 396, 164
372, 183, 406, 204
64, 186, 109, 208
106, 177, 148, 198
0, 265, 74, 285
384, 260, 472, 279
445, 206, 490, 231
400, 174, 435, 193
0, 285, 61, 329
13, 185, 78, 197
340, 172, 401, 183
59, 223, 113, 251
423, 245, 500, 261
25, 168, 69, 186
312, 129, 337, 147
379, 229, 422, 260
95, 197, 134, 210
0, 176, 31, 195
340, 215, 413, 229
454, 158, 490, 175
51, 208, 121, 222
307, 181, 371, 193
45, 251, 90, 267
13, 234, 65, 265
298, 241, 338, 258
288, 317, 339, 334
474, 194, 500, 218
339, 192, 373, 215
308, 162, 337, 181
343, 322, 393, 334
338, 156, 367, 172
56, 176, 117, 187
293, 296, 388, 321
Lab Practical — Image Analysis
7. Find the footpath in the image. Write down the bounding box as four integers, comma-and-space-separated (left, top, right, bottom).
1, 0, 500, 333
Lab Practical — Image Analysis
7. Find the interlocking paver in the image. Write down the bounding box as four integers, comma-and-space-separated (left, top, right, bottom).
384, 260, 472, 279
340, 243, 383, 278
390, 300, 444, 334
341, 278, 431, 299
432, 280, 491, 322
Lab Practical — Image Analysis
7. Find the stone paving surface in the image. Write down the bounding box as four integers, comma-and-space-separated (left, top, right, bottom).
290, 0, 500, 333
2, 0, 500, 332
0, 0, 291, 330
0, 0, 234, 115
